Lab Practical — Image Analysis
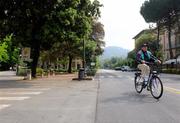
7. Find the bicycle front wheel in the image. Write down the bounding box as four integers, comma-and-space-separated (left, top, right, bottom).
134, 75, 143, 93
150, 76, 163, 99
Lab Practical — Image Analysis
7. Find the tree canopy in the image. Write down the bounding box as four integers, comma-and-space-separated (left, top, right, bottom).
0, 0, 103, 76
140, 0, 180, 59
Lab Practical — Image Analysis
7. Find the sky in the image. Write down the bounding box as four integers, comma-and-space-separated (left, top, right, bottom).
99, 0, 150, 50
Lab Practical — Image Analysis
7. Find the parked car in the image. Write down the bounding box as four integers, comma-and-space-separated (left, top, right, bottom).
120, 66, 137, 72
121, 66, 130, 72
115, 67, 122, 71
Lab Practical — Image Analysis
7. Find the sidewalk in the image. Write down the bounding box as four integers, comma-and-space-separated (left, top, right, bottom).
0, 71, 24, 80
0, 72, 99, 123
36, 74, 98, 123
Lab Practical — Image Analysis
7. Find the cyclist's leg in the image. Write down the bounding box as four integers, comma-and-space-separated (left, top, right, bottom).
137, 64, 150, 82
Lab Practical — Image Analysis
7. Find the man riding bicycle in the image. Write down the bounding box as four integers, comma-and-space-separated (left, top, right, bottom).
136, 43, 161, 84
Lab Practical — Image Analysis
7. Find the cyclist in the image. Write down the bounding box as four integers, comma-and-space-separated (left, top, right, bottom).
136, 43, 161, 85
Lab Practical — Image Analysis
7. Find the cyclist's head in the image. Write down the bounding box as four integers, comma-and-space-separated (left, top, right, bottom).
141, 43, 148, 51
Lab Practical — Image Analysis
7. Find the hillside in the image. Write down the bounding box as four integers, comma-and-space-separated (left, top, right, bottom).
100, 46, 129, 60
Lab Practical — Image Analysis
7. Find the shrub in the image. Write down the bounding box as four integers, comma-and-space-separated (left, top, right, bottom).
162, 68, 180, 74
17, 67, 27, 76
86, 69, 97, 76
36, 68, 44, 76
55, 68, 67, 73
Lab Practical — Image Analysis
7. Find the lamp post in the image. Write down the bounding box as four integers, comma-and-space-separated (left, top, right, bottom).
83, 39, 86, 77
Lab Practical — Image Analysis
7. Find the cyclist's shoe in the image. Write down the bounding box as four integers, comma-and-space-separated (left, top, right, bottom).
147, 85, 150, 91
142, 81, 147, 88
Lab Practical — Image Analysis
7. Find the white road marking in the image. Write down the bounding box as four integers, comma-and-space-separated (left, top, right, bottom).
117, 75, 122, 78
2, 92, 42, 95
0, 97, 30, 101
0, 88, 50, 91
0, 104, 11, 110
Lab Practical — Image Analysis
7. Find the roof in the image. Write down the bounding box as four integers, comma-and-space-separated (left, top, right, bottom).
133, 29, 154, 40
133, 28, 156, 40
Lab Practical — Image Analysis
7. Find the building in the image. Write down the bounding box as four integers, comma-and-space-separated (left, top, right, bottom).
159, 27, 180, 61
133, 29, 152, 46
133, 27, 180, 62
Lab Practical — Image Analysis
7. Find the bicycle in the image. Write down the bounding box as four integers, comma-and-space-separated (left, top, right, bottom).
134, 63, 163, 99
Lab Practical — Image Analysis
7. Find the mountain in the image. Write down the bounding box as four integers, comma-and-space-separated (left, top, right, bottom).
100, 46, 129, 60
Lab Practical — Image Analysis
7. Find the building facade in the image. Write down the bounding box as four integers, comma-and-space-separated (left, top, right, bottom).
159, 27, 180, 61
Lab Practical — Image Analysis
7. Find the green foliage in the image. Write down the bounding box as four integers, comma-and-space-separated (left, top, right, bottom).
86, 69, 97, 76
0, 0, 103, 75
40, 1, 104, 73
162, 68, 180, 74
0, 35, 19, 70
135, 32, 156, 51
134, 31, 163, 60
16, 67, 27, 76
0, 40, 9, 62
36, 68, 44, 76
102, 57, 135, 69
127, 50, 137, 68
140, 0, 180, 24
127, 50, 136, 59
140, 0, 180, 59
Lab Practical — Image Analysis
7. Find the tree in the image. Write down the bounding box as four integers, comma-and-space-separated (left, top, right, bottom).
91, 21, 105, 55
127, 50, 136, 67
0, 35, 19, 70
0, 0, 103, 76
140, 0, 180, 59
0, 38, 9, 62
0, 0, 58, 77
41, 0, 103, 73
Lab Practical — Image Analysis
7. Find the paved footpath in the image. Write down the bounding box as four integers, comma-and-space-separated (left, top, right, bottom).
0, 71, 98, 123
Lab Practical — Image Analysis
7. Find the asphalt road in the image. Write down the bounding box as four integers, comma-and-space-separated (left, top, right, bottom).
95, 69, 180, 123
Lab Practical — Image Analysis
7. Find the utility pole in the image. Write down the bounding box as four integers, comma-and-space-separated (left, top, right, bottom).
83, 39, 86, 72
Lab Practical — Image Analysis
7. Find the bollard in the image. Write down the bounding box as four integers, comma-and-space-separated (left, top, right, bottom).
52, 71, 55, 76
47, 70, 50, 77
41, 72, 44, 78
26, 69, 32, 80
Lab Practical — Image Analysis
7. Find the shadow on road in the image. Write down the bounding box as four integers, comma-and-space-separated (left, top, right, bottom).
100, 91, 160, 105
0, 80, 32, 89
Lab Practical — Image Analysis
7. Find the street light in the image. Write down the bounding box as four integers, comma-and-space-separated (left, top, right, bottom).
83, 39, 86, 77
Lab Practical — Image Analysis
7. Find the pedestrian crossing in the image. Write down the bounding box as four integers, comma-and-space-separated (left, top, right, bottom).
0, 104, 11, 110
0, 97, 30, 101
95, 75, 135, 81
97, 75, 122, 79
0, 88, 50, 111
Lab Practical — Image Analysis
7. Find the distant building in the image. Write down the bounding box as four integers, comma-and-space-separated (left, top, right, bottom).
71, 58, 83, 69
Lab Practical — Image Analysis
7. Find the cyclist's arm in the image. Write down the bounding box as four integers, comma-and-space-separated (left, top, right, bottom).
136, 52, 144, 64
149, 53, 161, 64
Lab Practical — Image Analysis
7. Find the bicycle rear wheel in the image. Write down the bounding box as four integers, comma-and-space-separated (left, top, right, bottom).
134, 75, 143, 93
150, 76, 163, 99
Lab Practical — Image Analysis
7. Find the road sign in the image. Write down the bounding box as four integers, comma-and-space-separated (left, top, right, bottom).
91, 62, 95, 66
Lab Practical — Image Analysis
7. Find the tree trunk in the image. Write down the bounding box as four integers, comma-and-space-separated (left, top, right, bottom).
157, 22, 160, 50
31, 43, 40, 78
31, 21, 41, 78
168, 16, 174, 59
157, 22, 160, 47
68, 55, 72, 73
